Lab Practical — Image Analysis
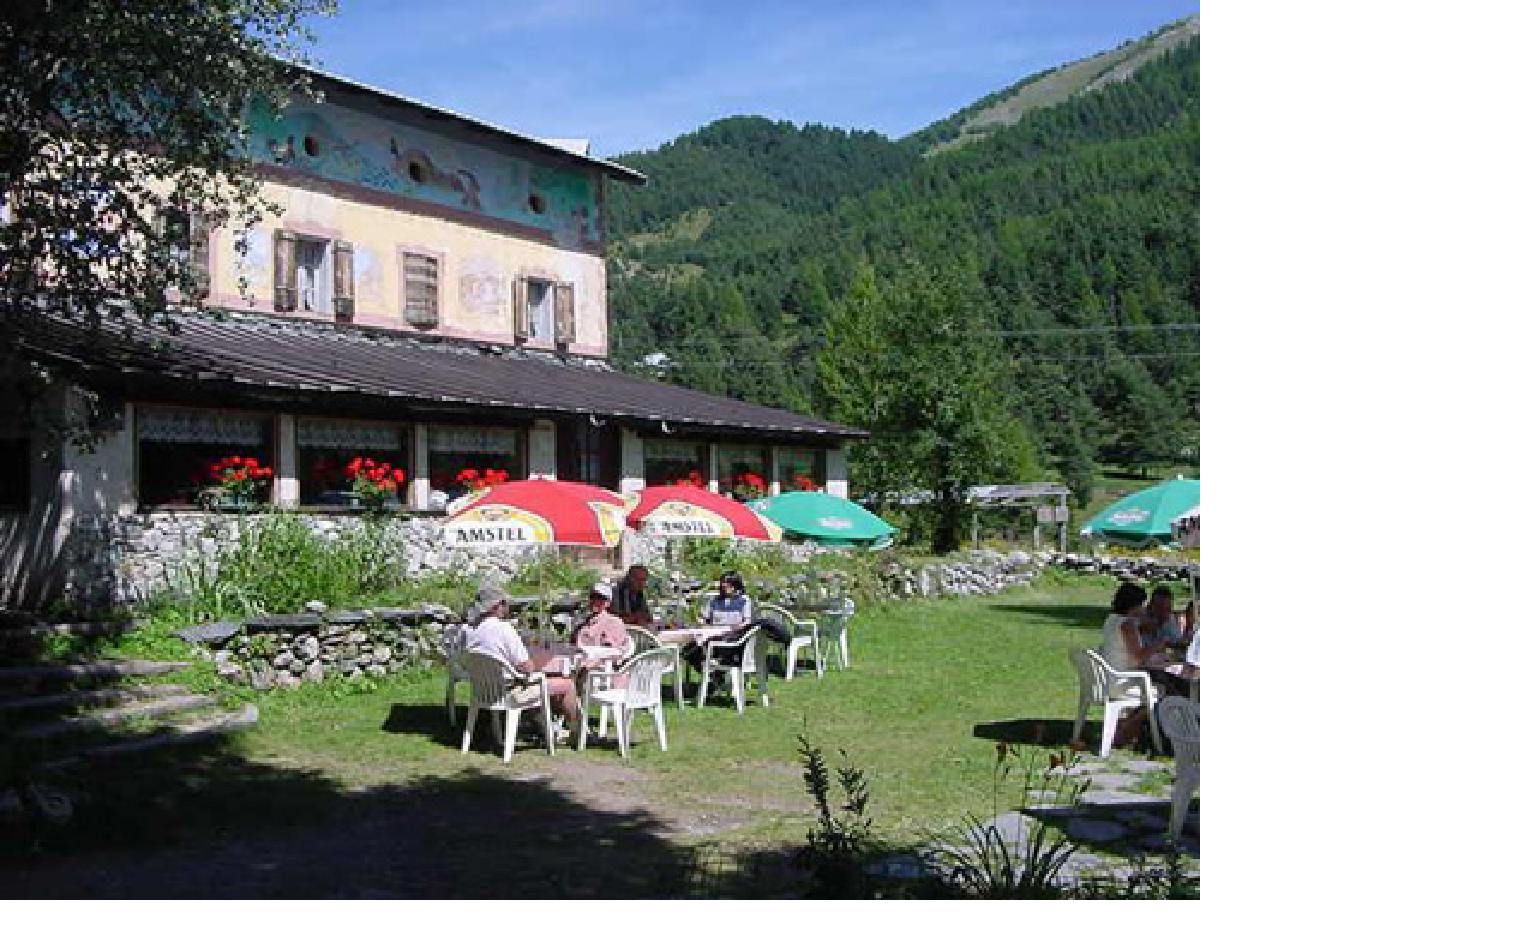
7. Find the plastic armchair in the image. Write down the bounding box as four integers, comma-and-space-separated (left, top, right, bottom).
459, 652, 556, 763
757, 601, 822, 681
579, 649, 673, 758
1155, 696, 1200, 841
815, 598, 856, 671
626, 624, 685, 709
696, 625, 767, 713
1069, 648, 1161, 757
441, 622, 470, 727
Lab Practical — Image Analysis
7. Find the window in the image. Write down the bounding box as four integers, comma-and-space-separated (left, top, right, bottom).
136, 407, 274, 507
159, 208, 211, 300
0, 428, 29, 511
778, 447, 826, 492
643, 439, 707, 488
297, 418, 407, 507
427, 425, 524, 502
515, 276, 574, 344
274, 231, 354, 318
402, 252, 439, 328
717, 445, 769, 501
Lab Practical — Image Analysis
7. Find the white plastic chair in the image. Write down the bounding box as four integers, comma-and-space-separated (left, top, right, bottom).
757, 602, 822, 680
441, 622, 470, 727
1156, 695, 1200, 841
696, 625, 766, 713
816, 598, 856, 670
1069, 648, 1161, 757
460, 652, 555, 763
579, 649, 672, 758
626, 624, 684, 709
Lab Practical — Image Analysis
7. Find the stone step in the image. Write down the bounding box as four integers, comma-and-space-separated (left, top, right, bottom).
0, 621, 136, 642
0, 660, 189, 684
0, 683, 193, 713
42, 703, 260, 768
11, 694, 220, 740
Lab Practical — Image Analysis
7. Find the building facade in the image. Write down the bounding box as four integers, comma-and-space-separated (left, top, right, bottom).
0, 71, 863, 609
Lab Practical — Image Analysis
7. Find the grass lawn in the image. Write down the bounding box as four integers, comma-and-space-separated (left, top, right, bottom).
4, 575, 1158, 897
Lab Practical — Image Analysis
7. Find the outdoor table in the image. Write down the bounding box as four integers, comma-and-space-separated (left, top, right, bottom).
654, 625, 731, 647
1144, 652, 1196, 698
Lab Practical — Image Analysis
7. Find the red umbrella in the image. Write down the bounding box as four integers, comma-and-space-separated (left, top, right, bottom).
446, 479, 629, 548
626, 485, 782, 541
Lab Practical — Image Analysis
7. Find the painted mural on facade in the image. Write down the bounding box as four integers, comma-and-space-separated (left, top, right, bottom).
244, 95, 600, 251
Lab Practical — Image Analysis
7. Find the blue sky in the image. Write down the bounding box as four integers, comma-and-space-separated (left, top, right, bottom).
307, 0, 1198, 157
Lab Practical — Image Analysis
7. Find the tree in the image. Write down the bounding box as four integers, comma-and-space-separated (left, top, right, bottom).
819, 261, 1038, 553
1, 0, 333, 436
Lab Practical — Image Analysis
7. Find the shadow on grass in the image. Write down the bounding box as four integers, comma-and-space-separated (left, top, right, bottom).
0, 729, 813, 898
972, 717, 1080, 747
983, 603, 1104, 630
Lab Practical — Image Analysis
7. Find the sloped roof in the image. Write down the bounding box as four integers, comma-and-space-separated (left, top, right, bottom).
11, 311, 864, 440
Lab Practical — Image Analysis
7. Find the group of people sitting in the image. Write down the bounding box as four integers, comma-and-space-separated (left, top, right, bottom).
1098, 578, 1201, 748
459, 564, 794, 739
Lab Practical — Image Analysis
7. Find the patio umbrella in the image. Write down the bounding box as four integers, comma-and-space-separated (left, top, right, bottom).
746, 491, 897, 546
1081, 477, 1200, 544
446, 479, 629, 548
625, 485, 782, 541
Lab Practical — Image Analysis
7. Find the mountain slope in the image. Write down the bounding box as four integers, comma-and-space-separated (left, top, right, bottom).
604, 20, 1200, 491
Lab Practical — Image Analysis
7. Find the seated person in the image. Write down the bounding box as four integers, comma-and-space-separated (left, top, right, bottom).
1181, 575, 1199, 642
1100, 581, 1153, 748
1138, 585, 1185, 650
701, 570, 753, 627
464, 583, 581, 735
572, 582, 635, 686
610, 564, 654, 625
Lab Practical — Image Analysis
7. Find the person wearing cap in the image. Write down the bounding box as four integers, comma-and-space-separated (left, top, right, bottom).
463, 583, 582, 732
572, 582, 633, 655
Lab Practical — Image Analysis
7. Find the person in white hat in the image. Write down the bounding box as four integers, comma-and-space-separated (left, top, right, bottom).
572, 581, 633, 666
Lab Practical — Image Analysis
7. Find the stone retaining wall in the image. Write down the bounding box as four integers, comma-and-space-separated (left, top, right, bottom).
179, 606, 454, 690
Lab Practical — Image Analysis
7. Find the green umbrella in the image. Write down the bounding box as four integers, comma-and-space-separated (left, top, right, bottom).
746, 491, 898, 546
1081, 478, 1200, 543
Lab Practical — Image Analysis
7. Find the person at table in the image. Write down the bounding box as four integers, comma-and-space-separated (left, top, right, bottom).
572, 582, 634, 657
1101, 581, 1151, 672
464, 583, 581, 735
610, 564, 653, 625
701, 570, 753, 627
1138, 585, 1184, 650
1181, 575, 1199, 642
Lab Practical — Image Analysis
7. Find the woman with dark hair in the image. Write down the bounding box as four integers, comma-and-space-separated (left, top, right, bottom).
1101, 581, 1150, 672
701, 570, 753, 627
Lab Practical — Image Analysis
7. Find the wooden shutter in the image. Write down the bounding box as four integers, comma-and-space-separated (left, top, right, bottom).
273, 230, 297, 312
512, 275, 529, 341
332, 240, 355, 320
402, 252, 439, 328
188, 212, 211, 301
554, 282, 575, 345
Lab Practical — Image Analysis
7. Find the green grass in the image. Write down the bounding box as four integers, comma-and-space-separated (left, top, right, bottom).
6, 576, 1171, 895
237, 578, 1125, 846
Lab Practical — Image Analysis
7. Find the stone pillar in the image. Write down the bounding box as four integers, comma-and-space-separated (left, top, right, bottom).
409, 423, 429, 510
767, 446, 782, 496
706, 442, 719, 494
619, 427, 645, 496
275, 414, 299, 507
528, 420, 557, 478
825, 446, 849, 498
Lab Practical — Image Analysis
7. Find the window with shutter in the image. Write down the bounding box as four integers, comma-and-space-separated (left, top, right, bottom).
273, 230, 298, 312
554, 282, 575, 345
333, 240, 355, 320
402, 252, 439, 328
512, 275, 529, 340
525, 278, 553, 341
188, 212, 211, 301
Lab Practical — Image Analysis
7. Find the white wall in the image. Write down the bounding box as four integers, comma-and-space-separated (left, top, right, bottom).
826, 446, 849, 498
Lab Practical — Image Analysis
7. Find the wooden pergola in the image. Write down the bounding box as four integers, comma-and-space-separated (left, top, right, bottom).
966, 483, 1073, 551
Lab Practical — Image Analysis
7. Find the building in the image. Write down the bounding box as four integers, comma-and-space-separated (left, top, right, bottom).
0, 70, 864, 609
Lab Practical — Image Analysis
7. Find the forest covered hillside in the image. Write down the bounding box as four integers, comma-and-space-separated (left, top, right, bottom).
605, 18, 1199, 510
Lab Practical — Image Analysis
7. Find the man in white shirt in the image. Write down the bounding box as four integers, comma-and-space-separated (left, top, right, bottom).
464, 584, 582, 733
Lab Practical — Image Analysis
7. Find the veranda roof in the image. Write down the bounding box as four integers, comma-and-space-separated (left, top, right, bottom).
10, 311, 865, 441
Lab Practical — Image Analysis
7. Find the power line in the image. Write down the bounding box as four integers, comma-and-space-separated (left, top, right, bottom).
617, 321, 1199, 349
626, 351, 1200, 369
